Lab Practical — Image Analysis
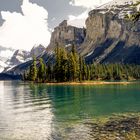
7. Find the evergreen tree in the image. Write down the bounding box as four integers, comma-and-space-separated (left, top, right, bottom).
60, 47, 68, 81
24, 45, 140, 83
54, 45, 61, 82
29, 57, 37, 81
67, 45, 79, 81
38, 58, 45, 82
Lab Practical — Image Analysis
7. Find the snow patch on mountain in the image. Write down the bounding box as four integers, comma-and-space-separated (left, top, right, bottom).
99, 0, 138, 9
94, 0, 140, 19
0, 46, 15, 72
8, 50, 31, 66
0, 44, 47, 73
30, 45, 46, 57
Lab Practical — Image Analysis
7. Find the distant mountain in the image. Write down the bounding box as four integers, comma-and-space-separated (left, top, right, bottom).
30, 45, 46, 57
0, 45, 47, 73
0, 46, 15, 72
9, 50, 31, 65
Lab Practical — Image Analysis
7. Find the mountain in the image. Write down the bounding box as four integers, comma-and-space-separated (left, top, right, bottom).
30, 45, 46, 57
2, 0, 140, 79
7, 45, 45, 68
99, 0, 138, 9
79, 0, 140, 64
47, 20, 86, 52
9, 50, 30, 65
47, 0, 140, 64
0, 46, 15, 72
4, 22, 86, 76
0, 45, 46, 73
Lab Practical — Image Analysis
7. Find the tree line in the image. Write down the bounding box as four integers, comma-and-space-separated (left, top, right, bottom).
23, 45, 140, 83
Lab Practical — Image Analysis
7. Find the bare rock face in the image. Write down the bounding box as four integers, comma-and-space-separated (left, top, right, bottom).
80, 4, 140, 64
9, 50, 30, 66
47, 20, 86, 52
30, 45, 46, 57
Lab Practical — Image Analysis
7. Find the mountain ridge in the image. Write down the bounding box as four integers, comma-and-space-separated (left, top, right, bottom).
1, 0, 140, 79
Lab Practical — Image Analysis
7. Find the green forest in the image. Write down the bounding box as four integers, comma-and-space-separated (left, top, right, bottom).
23, 45, 140, 83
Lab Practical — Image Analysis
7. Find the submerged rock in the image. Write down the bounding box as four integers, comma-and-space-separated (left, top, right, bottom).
84, 116, 140, 140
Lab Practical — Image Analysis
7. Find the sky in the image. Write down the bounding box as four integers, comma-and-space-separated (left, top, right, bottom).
0, 0, 112, 51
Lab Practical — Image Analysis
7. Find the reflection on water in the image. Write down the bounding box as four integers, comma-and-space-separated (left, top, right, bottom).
0, 81, 140, 139
0, 81, 53, 140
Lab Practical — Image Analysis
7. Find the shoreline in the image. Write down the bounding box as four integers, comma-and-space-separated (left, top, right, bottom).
84, 114, 140, 140
44, 81, 136, 85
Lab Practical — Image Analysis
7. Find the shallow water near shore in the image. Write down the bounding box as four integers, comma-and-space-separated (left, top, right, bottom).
0, 81, 140, 139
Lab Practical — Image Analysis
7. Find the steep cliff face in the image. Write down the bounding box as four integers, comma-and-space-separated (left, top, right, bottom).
80, 4, 140, 64
47, 20, 86, 52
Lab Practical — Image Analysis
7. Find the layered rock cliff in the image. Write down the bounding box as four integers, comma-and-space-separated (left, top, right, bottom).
80, 3, 140, 64
47, 20, 86, 52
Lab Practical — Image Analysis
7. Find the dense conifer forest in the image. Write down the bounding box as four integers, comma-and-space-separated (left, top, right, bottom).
23, 45, 140, 83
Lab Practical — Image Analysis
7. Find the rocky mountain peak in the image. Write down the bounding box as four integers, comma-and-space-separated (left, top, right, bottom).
59, 20, 68, 27
9, 49, 30, 66
99, 0, 138, 9
90, 0, 140, 20
30, 45, 46, 57
79, 1, 140, 64
47, 20, 86, 52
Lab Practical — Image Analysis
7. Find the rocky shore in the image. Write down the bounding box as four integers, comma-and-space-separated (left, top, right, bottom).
55, 115, 140, 140
84, 116, 140, 140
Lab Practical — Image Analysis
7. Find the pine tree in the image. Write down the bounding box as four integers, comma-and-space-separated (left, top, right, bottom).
60, 47, 68, 82
54, 46, 61, 82
30, 57, 37, 81
47, 62, 52, 82
86, 65, 91, 81
38, 58, 45, 82
69, 45, 79, 81
79, 56, 84, 81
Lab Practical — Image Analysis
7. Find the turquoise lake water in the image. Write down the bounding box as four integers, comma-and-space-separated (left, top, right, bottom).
0, 81, 140, 139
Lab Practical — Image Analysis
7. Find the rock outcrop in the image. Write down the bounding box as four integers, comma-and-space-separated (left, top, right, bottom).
30, 45, 46, 57
47, 20, 86, 52
80, 2, 140, 64
9, 50, 30, 66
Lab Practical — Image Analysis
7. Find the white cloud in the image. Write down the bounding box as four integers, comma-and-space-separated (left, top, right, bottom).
68, 10, 88, 27
69, 0, 112, 8
0, 0, 51, 51
0, 49, 14, 58
68, 0, 112, 27
70, 0, 99, 8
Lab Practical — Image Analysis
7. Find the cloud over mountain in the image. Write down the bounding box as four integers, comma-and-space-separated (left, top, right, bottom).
69, 0, 101, 8
68, 0, 112, 27
0, 0, 50, 51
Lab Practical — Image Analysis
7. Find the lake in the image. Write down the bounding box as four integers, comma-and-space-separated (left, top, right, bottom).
0, 81, 140, 140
